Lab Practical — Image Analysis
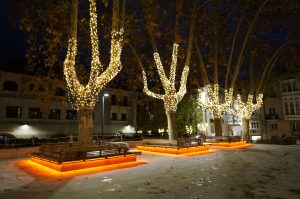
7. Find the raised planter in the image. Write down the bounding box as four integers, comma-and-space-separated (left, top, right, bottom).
137, 145, 213, 156
210, 141, 252, 148
31, 154, 138, 172
0, 147, 39, 160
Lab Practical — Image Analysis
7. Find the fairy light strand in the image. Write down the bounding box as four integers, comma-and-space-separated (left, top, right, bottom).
232, 94, 263, 119
64, 0, 123, 110
197, 84, 233, 119
142, 43, 189, 112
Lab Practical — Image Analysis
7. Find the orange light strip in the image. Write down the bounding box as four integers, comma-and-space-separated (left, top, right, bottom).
180, 149, 214, 156
229, 144, 253, 149
16, 159, 145, 179
136, 145, 211, 155
209, 141, 253, 148
31, 155, 138, 172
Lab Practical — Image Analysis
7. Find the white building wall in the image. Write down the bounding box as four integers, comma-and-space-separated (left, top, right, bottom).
0, 71, 137, 139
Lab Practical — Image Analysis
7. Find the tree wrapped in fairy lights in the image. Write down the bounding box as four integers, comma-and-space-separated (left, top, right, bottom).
198, 84, 233, 119
142, 43, 190, 143
194, 1, 268, 136
140, 2, 196, 144
231, 93, 263, 141
64, 0, 125, 145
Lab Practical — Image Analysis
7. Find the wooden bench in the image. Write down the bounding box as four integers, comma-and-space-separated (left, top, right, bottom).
34, 142, 130, 163
177, 137, 202, 147
205, 136, 241, 143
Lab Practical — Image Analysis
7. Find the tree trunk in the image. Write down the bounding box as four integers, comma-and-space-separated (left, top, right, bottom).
71, 0, 78, 39
214, 118, 222, 136
78, 109, 93, 146
242, 118, 250, 142
166, 111, 177, 145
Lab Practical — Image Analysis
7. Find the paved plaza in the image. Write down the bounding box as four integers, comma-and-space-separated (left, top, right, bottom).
0, 144, 300, 199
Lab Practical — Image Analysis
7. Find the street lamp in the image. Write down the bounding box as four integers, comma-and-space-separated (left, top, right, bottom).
102, 93, 109, 141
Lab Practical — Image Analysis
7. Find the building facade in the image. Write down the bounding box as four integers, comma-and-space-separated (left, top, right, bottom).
200, 65, 300, 143
261, 77, 300, 142
0, 71, 137, 139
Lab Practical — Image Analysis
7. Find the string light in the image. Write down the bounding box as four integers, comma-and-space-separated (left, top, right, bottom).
197, 84, 233, 118
142, 43, 189, 112
185, 125, 193, 134
232, 94, 263, 119
64, 0, 124, 110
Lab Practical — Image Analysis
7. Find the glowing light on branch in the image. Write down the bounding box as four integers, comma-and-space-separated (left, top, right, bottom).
142, 43, 189, 112
232, 94, 263, 119
197, 84, 233, 118
185, 125, 193, 134
64, 0, 123, 110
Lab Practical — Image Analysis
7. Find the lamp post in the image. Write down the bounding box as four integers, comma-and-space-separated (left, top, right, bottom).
102, 93, 109, 141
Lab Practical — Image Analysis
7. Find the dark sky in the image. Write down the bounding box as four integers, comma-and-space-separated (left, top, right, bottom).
0, 0, 25, 66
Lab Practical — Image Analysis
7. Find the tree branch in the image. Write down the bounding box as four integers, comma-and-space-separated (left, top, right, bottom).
120, 0, 126, 30
128, 42, 145, 73
230, 0, 267, 88
225, 16, 243, 89
194, 38, 209, 85
256, 40, 300, 93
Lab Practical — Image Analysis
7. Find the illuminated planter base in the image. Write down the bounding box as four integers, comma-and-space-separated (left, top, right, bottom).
31, 155, 137, 172
210, 141, 252, 148
137, 145, 212, 156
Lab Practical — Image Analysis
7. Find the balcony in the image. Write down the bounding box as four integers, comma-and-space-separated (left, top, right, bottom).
281, 90, 300, 96
284, 114, 300, 120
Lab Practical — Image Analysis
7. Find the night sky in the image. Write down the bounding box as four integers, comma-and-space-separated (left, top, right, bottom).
0, 0, 25, 66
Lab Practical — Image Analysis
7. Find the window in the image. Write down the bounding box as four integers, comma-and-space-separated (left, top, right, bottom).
290, 98, 295, 115
250, 130, 258, 134
293, 80, 298, 91
66, 110, 77, 120
6, 106, 22, 118
112, 113, 117, 120
287, 82, 292, 92
292, 123, 300, 134
55, 88, 65, 96
269, 108, 276, 115
3, 81, 18, 91
283, 97, 300, 116
123, 96, 128, 106
48, 109, 60, 119
270, 123, 277, 129
283, 99, 289, 115
295, 97, 300, 115
281, 82, 287, 92
281, 79, 299, 93
111, 95, 117, 105
121, 113, 127, 121
251, 122, 259, 129
29, 108, 42, 119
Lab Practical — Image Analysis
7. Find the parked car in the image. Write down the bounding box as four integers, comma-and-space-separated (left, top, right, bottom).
0, 133, 15, 139
0, 133, 16, 145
